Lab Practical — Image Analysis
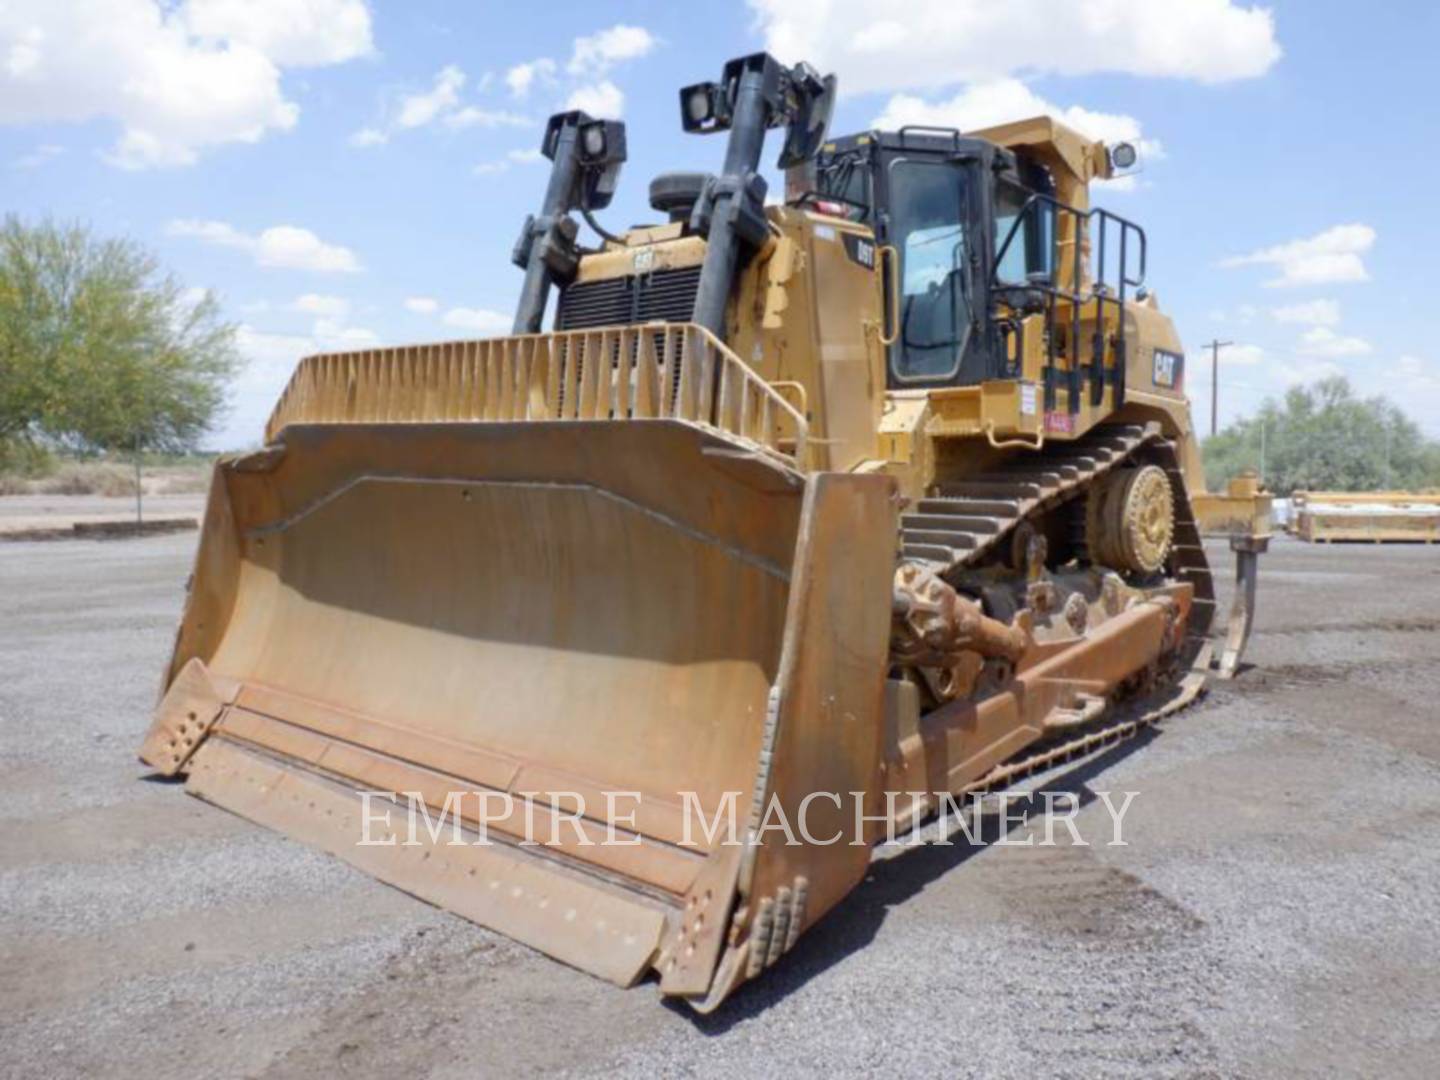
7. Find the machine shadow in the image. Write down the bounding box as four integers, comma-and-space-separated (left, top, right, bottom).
675, 727, 1160, 1033
137, 771, 185, 785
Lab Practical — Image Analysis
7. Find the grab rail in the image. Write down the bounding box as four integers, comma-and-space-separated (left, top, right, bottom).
992, 194, 1147, 415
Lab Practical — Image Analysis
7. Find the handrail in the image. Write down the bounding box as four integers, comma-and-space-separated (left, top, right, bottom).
992, 193, 1148, 295
991, 192, 1148, 414
769, 380, 810, 419
983, 420, 1044, 451
265, 322, 810, 469
878, 244, 901, 346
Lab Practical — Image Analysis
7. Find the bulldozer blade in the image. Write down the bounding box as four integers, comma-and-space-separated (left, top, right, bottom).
141, 419, 896, 1007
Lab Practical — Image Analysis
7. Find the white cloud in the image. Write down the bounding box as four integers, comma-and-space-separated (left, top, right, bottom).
179, 285, 209, 309
503, 27, 653, 113
1296, 326, 1372, 359
291, 293, 349, 318
472, 147, 547, 177
12, 142, 62, 168
505, 58, 556, 99
0, 0, 369, 169
237, 315, 376, 368
236, 324, 314, 369
166, 218, 253, 249
225, 314, 379, 447
566, 80, 624, 118
1398, 355, 1431, 382
226, 323, 323, 445
568, 25, 656, 76
442, 307, 511, 334
1395, 356, 1440, 436
499, 28, 652, 123
6, 25, 42, 77
749, 0, 1280, 94
397, 64, 465, 129
312, 317, 379, 348
1191, 343, 1265, 368
348, 127, 386, 148
1275, 358, 1344, 386
404, 296, 439, 314
351, 64, 529, 145
168, 218, 361, 273
872, 79, 1162, 191
1271, 299, 1340, 326
1209, 304, 1259, 325
444, 106, 529, 130
182, 0, 372, 66
254, 227, 362, 272
1220, 224, 1376, 288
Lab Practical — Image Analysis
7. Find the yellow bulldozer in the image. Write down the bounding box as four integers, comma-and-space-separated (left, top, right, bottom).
140, 54, 1270, 1010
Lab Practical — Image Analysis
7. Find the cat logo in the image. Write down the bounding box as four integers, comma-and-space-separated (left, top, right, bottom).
1152, 349, 1184, 389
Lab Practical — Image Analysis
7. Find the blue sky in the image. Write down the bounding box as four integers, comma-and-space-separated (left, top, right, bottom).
4, 0, 1438, 448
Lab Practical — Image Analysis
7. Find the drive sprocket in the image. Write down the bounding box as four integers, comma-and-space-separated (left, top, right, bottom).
1087, 464, 1175, 575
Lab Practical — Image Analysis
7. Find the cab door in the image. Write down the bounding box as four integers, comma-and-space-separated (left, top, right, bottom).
876, 154, 984, 388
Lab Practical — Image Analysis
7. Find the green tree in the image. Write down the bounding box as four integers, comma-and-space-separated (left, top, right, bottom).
0, 216, 238, 457
1203, 376, 1440, 495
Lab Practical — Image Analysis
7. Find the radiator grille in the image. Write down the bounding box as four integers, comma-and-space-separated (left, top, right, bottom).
557, 265, 702, 330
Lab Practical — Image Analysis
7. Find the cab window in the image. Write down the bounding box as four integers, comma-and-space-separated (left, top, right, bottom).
887, 159, 971, 382
994, 180, 1052, 284
811, 153, 871, 220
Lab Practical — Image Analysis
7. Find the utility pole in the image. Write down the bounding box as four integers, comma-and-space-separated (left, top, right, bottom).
1205, 339, 1233, 437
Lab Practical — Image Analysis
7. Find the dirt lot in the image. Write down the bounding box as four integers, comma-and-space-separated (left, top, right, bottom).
2, 534, 1438, 1078
0, 493, 206, 537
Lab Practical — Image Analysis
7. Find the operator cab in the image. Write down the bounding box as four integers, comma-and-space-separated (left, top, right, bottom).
788, 127, 1065, 391
794, 123, 1140, 408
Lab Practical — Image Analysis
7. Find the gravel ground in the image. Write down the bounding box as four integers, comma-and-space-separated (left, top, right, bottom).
2, 533, 1438, 1078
